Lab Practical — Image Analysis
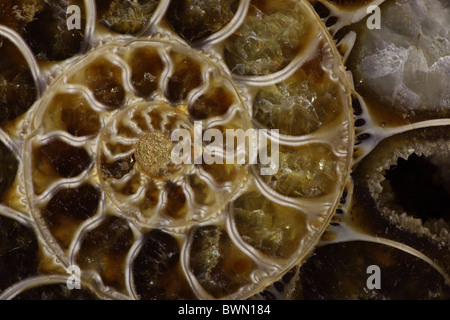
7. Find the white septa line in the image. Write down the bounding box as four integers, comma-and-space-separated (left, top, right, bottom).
322, 0, 387, 35
322, 222, 450, 285
338, 31, 357, 64
100, 139, 136, 161
0, 127, 23, 160
193, 0, 251, 47
180, 224, 217, 300
0, 275, 74, 300
226, 197, 284, 271
231, 35, 322, 86
141, 0, 171, 36
250, 165, 337, 219
355, 117, 450, 164
0, 204, 33, 226
82, 0, 96, 52
353, 89, 450, 164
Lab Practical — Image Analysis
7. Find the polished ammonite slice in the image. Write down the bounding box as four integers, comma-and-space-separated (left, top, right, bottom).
4, 0, 447, 301
0, 0, 353, 299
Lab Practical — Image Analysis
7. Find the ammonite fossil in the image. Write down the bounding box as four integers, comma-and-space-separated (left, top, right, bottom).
0, 0, 448, 300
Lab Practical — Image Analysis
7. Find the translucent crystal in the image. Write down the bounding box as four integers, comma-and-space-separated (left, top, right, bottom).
233, 192, 307, 259
188, 175, 216, 206
129, 47, 164, 98
162, 182, 188, 219
92, 81, 125, 109
325, 0, 374, 9
258, 144, 338, 198
189, 226, 257, 298
132, 230, 195, 299
225, 4, 306, 75
80, 59, 125, 109
351, 0, 450, 112
426, 56, 450, 110
2, 0, 45, 28
253, 78, 329, 136
76, 216, 133, 291
361, 44, 409, 79
188, 85, 235, 120
166, 0, 239, 42
96, 0, 159, 34
166, 53, 203, 102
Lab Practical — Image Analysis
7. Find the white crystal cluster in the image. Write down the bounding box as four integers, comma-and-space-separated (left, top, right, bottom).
357, 0, 449, 111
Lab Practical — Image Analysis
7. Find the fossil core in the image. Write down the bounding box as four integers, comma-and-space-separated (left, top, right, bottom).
136, 131, 174, 179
